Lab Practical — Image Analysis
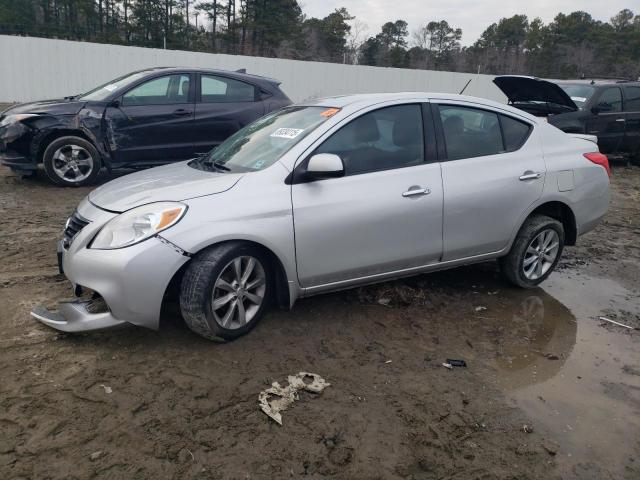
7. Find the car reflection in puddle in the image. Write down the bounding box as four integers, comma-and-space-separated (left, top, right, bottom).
491, 271, 640, 480
492, 293, 577, 390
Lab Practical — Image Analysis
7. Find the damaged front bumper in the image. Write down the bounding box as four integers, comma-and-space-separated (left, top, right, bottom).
31, 197, 191, 333
31, 300, 126, 332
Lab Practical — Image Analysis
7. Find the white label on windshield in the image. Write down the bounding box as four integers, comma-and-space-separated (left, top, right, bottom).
103, 84, 119, 92
571, 96, 586, 103
271, 128, 304, 139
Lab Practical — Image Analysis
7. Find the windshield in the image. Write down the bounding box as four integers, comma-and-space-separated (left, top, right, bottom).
78, 70, 154, 101
559, 84, 596, 109
190, 106, 340, 173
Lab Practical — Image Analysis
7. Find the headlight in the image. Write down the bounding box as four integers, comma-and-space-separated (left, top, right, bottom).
0, 114, 38, 127
90, 202, 187, 250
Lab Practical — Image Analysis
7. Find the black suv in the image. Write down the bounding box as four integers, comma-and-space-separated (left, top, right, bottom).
0, 67, 291, 186
494, 76, 640, 159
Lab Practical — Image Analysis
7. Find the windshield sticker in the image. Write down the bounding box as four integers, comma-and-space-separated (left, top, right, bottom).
320, 108, 340, 117
103, 84, 119, 92
571, 96, 587, 103
253, 159, 266, 169
271, 127, 304, 139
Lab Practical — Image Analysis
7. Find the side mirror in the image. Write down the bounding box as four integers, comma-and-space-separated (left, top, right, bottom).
305, 153, 344, 179
590, 106, 600, 115
108, 99, 120, 108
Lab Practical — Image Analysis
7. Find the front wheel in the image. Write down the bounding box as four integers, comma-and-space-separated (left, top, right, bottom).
42, 136, 101, 187
179, 242, 272, 341
499, 215, 564, 288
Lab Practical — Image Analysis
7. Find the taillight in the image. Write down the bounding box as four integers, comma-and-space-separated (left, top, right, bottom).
583, 152, 611, 177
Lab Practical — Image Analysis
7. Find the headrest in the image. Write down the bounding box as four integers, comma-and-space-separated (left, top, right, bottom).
443, 116, 464, 135
180, 79, 190, 96
393, 116, 422, 147
353, 114, 380, 143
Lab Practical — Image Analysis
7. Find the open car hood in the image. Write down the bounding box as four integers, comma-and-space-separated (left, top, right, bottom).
493, 76, 578, 116
89, 161, 243, 212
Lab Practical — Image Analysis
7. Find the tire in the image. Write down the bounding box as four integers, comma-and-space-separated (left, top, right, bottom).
179, 242, 273, 341
499, 215, 565, 288
42, 136, 101, 186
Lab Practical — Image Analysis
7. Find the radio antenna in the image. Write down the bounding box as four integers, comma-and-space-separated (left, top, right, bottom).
459, 79, 472, 95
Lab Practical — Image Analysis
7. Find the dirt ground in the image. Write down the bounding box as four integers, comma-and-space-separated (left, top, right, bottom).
1, 165, 638, 480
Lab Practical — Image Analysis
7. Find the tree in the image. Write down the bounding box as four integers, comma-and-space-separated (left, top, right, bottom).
303, 7, 353, 63
413, 20, 461, 69
0, 3, 637, 80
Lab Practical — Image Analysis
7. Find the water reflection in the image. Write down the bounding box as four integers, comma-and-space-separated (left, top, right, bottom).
493, 293, 577, 390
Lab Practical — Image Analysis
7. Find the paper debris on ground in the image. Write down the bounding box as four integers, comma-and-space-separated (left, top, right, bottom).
259, 372, 330, 425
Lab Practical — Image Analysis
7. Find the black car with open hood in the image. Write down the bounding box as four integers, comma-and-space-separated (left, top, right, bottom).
494, 75, 640, 158
493, 76, 578, 116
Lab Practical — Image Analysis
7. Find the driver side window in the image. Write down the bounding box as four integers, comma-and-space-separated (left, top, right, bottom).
314, 104, 424, 176
122, 74, 191, 106
596, 88, 622, 113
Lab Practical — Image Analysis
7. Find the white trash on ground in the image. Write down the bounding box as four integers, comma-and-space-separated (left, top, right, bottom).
259, 372, 330, 425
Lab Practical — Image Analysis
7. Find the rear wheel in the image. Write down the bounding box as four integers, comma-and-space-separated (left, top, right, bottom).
179, 242, 272, 341
42, 136, 101, 187
499, 215, 564, 288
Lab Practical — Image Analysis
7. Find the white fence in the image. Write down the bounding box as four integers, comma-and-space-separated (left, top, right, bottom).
0, 35, 506, 104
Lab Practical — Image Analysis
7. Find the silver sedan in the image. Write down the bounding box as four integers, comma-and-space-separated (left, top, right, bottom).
32, 92, 610, 341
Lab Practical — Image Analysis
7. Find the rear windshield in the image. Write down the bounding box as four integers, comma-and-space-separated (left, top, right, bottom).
559, 84, 595, 109
190, 106, 340, 173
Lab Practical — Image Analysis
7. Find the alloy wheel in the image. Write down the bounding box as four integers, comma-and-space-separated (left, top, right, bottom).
52, 144, 94, 183
522, 229, 560, 280
210, 256, 266, 330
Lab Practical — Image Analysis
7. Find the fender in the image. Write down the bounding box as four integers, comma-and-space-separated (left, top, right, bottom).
506, 195, 577, 252
171, 234, 300, 309
29, 104, 114, 168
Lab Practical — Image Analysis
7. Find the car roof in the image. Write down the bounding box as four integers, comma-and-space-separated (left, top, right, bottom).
132, 66, 282, 87
554, 79, 640, 87
298, 92, 538, 121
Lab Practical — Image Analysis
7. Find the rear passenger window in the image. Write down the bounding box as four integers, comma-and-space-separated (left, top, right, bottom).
201, 75, 256, 103
438, 105, 503, 160
315, 104, 424, 175
623, 86, 640, 112
500, 115, 532, 152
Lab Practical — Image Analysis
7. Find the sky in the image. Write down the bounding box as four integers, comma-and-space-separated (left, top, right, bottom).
300, 0, 636, 46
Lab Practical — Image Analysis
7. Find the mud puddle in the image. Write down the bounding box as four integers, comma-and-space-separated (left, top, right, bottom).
490, 270, 640, 479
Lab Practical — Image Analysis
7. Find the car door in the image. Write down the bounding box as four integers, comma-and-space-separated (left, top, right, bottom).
107, 73, 196, 164
584, 86, 625, 154
192, 74, 265, 154
621, 85, 640, 155
433, 102, 544, 261
291, 103, 443, 289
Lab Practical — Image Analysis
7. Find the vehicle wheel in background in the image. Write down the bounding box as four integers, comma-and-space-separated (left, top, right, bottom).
499, 215, 565, 288
42, 136, 101, 186
179, 242, 272, 341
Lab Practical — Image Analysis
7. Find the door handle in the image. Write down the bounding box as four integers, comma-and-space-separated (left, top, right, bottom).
519, 172, 543, 181
615, 118, 626, 122
173, 109, 192, 116
402, 186, 430, 197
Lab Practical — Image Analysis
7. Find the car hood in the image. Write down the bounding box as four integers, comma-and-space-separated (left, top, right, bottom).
89, 161, 244, 212
493, 76, 578, 115
2, 98, 87, 116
